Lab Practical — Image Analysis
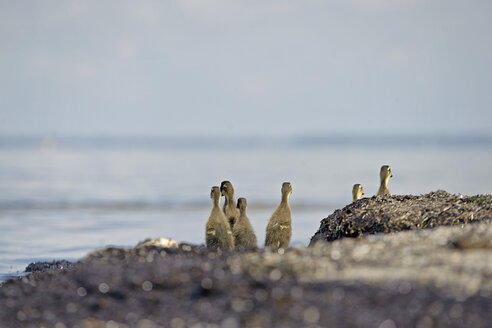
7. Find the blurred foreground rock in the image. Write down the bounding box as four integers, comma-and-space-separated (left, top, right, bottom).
136, 237, 179, 249
25, 260, 75, 273
310, 190, 492, 244
1, 220, 491, 327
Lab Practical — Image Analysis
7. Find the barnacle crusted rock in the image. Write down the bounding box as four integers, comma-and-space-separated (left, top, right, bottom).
310, 190, 492, 244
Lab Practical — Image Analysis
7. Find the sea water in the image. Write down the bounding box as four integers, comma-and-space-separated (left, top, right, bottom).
1, 139, 491, 281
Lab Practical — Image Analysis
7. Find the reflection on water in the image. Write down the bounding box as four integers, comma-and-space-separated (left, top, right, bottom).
0, 143, 491, 280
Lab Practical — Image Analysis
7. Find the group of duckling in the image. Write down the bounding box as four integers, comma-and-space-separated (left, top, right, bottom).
206, 165, 393, 251
206, 181, 292, 251
352, 164, 393, 201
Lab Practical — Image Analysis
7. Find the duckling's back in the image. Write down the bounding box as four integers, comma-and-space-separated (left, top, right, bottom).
265, 203, 292, 249
233, 198, 257, 249
206, 206, 234, 250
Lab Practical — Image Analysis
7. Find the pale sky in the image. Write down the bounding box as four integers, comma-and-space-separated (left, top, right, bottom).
0, 0, 491, 137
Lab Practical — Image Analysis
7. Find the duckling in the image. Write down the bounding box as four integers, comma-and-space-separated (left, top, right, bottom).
220, 180, 229, 211
352, 184, 364, 202
205, 186, 234, 250
220, 180, 240, 230
377, 165, 393, 196
233, 198, 257, 249
265, 182, 292, 249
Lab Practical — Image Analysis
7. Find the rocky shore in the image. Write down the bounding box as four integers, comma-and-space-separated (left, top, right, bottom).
1, 191, 491, 328
310, 190, 492, 244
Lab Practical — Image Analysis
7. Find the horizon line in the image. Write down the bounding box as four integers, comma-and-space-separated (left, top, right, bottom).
1, 133, 491, 148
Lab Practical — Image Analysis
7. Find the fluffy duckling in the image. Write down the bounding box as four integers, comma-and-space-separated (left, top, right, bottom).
352, 184, 364, 202
220, 180, 240, 230
265, 182, 292, 249
206, 186, 234, 250
377, 165, 393, 196
233, 198, 257, 249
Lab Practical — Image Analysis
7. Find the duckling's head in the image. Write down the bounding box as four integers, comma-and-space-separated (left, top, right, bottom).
281, 182, 292, 197
352, 184, 364, 201
220, 180, 234, 197
210, 186, 221, 200
380, 165, 393, 180
237, 197, 247, 212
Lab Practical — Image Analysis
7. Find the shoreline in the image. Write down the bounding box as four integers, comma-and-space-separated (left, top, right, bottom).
1, 191, 491, 327
1, 222, 491, 327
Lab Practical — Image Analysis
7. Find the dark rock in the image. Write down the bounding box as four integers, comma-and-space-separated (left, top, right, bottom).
25, 260, 75, 273
310, 190, 492, 245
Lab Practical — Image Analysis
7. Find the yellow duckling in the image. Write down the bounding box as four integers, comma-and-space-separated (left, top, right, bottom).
377, 165, 393, 196
352, 184, 364, 202
205, 186, 234, 250
265, 182, 292, 249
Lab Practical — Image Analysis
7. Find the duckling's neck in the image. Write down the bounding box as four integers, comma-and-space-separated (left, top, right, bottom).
213, 197, 220, 208
379, 176, 390, 194
237, 210, 245, 222
352, 193, 358, 202
380, 175, 390, 188
281, 193, 290, 205
225, 193, 236, 209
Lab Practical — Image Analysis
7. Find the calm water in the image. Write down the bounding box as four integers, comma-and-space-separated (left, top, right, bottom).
1, 141, 491, 281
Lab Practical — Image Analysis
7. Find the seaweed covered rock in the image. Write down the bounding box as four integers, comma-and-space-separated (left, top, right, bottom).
310, 190, 492, 245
